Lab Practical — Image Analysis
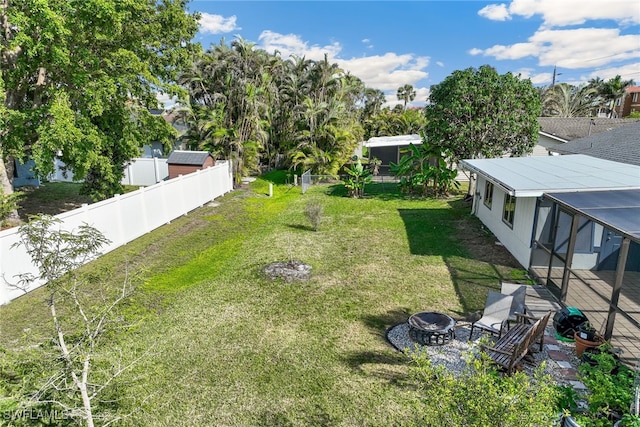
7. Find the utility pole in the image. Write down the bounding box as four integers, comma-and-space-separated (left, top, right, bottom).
552, 66, 562, 87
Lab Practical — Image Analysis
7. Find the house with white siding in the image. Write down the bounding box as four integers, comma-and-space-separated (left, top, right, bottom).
460, 155, 640, 269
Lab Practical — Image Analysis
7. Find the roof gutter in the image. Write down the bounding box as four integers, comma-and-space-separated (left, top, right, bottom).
459, 160, 517, 196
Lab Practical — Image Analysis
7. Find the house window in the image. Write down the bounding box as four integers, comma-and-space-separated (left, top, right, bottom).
483, 182, 494, 209
502, 194, 516, 227
633, 93, 639, 102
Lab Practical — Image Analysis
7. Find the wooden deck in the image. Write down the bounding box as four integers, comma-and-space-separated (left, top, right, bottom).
530, 268, 640, 368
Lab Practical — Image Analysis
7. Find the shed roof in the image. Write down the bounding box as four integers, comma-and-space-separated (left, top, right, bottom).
461, 154, 640, 197
543, 189, 640, 241
364, 134, 421, 148
167, 150, 212, 165
551, 120, 640, 166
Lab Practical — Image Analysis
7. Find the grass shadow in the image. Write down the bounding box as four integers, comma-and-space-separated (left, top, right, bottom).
287, 223, 315, 232
325, 182, 408, 201
397, 204, 522, 316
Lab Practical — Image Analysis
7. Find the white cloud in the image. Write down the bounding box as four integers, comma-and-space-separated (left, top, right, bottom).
258, 30, 341, 61
257, 30, 430, 94
504, 0, 639, 27
336, 54, 429, 92
198, 13, 240, 34
583, 62, 640, 82
473, 1, 640, 85
362, 38, 370, 44
436, 61, 444, 67
478, 4, 511, 21
472, 28, 640, 69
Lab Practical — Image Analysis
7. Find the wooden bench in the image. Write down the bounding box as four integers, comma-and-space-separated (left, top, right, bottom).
480, 311, 552, 375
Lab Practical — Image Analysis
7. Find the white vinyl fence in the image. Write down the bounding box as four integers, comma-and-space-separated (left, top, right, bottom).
122, 157, 169, 186
0, 161, 233, 305
50, 157, 169, 186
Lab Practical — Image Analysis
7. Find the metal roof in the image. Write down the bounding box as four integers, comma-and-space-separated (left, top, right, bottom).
364, 134, 422, 148
543, 189, 640, 241
167, 150, 212, 166
460, 154, 640, 197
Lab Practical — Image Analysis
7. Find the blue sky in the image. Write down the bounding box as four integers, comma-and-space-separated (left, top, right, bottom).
185, 0, 640, 108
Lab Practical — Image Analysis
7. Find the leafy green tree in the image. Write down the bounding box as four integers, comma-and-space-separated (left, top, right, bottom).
397, 84, 416, 109
1, 0, 199, 203
425, 65, 541, 164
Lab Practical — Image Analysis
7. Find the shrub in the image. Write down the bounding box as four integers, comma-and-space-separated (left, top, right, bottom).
572, 348, 637, 426
409, 349, 559, 426
304, 200, 323, 231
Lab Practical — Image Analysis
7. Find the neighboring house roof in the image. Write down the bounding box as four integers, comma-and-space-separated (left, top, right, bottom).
552, 120, 640, 166
544, 189, 640, 241
167, 150, 211, 165
538, 117, 631, 142
625, 86, 640, 93
364, 134, 421, 148
460, 154, 640, 197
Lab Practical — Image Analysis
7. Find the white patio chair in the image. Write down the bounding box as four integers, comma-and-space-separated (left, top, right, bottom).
500, 282, 528, 328
470, 291, 513, 339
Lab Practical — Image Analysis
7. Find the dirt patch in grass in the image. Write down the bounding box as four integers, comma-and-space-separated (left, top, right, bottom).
263, 260, 312, 282
454, 215, 521, 269
17, 184, 92, 221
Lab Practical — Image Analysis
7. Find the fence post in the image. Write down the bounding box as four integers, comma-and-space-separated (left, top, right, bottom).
154, 157, 161, 183
269, 183, 273, 197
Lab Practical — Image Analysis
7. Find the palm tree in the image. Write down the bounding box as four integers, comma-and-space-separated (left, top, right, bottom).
542, 83, 600, 117
362, 88, 386, 120
588, 76, 635, 117
396, 84, 416, 109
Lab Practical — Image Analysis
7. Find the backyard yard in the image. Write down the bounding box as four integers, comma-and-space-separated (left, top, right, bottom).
1, 173, 528, 425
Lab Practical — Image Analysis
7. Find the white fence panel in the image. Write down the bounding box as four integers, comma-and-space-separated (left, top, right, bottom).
0, 161, 233, 305
49, 157, 169, 186
122, 158, 169, 186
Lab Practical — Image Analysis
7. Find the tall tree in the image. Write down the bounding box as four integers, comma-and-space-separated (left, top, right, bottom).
588, 75, 635, 117
424, 65, 541, 164
541, 83, 600, 117
396, 84, 416, 109
1, 0, 199, 206
362, 88, 386, 121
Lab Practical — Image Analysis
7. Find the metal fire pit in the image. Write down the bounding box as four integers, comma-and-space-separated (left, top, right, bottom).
408, 312, 456, 345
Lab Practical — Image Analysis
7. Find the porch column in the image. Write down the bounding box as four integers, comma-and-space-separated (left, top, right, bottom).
560, 213, 580, 301
604, 237, 630, 340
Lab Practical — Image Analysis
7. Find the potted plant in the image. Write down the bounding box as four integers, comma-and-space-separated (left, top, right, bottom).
576, 351, 636, 425
574, 322, 605, 357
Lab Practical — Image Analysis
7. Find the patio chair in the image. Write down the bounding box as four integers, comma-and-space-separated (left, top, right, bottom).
470, 291, 514, 340
500, 282, 528, 328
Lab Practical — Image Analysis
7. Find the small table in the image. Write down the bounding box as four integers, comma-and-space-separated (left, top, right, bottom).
408, 312, 456, 346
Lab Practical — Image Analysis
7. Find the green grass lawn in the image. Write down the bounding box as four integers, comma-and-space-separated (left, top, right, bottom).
1, 173, 526, 426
